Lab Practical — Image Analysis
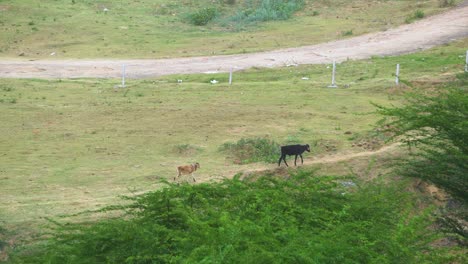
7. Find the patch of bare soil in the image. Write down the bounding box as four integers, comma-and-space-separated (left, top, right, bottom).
0, 5, 11, 11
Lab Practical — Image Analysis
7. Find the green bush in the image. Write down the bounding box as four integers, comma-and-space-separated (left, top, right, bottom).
375, 76, 468, 202
12, 172, 461, 263
219, 137, 280, 164
230, 0, 305, 24
414, 9, 425, 19
342, 29, 353, 36
405, 9, 425, 23
188, 7, 218, 26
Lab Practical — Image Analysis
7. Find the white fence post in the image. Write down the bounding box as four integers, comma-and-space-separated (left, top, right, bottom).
229, 67, 233, 85
395, 64, 400, 85
328, 60, 338, 88
465, 50, 468, 72
122, 64, 126, 88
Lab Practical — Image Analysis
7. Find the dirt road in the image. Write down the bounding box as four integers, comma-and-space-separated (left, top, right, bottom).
1, 4, 467, 79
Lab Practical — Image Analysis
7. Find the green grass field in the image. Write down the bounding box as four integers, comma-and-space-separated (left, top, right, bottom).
0, 0, 460, 59
0, 38, 466, 240
0, 0, 466, 261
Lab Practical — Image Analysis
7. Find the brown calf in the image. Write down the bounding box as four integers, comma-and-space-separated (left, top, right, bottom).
175, 162, 200, 182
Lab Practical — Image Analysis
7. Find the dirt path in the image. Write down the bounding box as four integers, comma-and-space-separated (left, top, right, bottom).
1, 4, 467, 79
0, 142, 403, 209
224, 142, 403, 179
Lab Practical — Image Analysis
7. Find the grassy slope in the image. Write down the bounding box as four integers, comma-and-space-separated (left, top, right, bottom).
0, 0, 460, 59
0, 39, 466, 234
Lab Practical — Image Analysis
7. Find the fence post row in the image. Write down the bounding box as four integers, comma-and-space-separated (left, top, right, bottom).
115, 52, 468, 87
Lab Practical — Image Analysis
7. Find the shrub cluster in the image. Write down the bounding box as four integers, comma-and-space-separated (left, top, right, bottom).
405, 9, 425, 23
188, 7, 218, 26
12, 172, 457, 263
219, 137, 280, 164
230, 0, 305, 24
186, 0, 306, 27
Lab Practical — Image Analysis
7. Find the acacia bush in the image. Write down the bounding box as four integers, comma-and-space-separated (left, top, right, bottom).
375, 74, 467, 202
11, 171, 461, 263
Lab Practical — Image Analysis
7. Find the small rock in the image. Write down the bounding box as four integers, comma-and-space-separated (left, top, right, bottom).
344, 131, 352, 135
18, 52, 25, 56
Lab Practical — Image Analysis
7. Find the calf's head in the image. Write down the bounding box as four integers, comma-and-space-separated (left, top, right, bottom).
305, 144, 311, 152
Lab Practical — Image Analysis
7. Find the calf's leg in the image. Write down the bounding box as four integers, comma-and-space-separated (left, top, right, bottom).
278, 154, 289, 167
283, 155, 289, 167
174, 169, 181, 181
278, 154, 284, 166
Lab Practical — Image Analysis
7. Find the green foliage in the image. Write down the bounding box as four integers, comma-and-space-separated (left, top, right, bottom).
187, 7, 218, 26
375, 75, 468, 202
414, 10, 425, 19
405, 9, 425, 23
342, 29, 353, 36
12, 172, 455, 263
0, 224, 8, 262
219, 137, 280, 164
229, 0, 305, 24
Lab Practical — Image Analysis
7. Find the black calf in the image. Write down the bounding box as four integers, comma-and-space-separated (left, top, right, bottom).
278, 144, 310, 167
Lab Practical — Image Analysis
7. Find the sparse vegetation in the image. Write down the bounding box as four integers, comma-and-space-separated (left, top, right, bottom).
173, 144, 203, 156
439, 0, 456, 7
